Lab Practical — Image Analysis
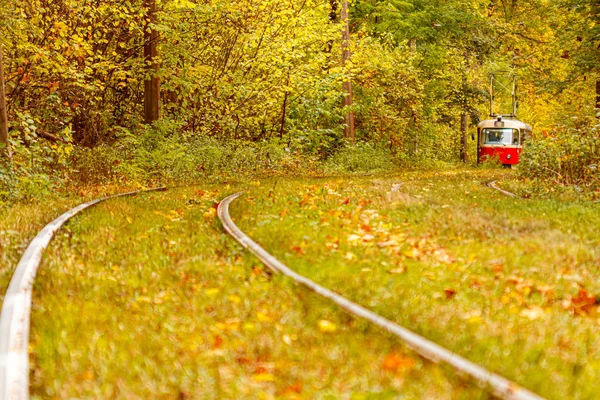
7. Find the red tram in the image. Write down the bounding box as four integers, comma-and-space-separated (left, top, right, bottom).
475, 116, 532, 166
475, 73, 532, 167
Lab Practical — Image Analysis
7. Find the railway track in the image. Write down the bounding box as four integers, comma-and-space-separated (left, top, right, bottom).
488, 180, 519, 198
0, 179, 537, 399
218, 191, 544, 400
0, 187, 166, 400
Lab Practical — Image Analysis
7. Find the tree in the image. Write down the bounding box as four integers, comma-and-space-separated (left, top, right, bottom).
560, 0, 600, 114
341, 0, 355, 141
144, 0, 160, 124
0, 44, 10, 161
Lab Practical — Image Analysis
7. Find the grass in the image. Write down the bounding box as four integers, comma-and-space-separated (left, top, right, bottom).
233, 168, 600, 400
1, 198, 78, 304
15, 184, 486, 398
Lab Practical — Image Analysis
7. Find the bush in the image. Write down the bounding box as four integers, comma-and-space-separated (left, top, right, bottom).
519, 116, 600, 191
324, 142, 396, 173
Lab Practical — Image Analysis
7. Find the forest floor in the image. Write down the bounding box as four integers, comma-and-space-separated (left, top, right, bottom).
1, 168, 599, 399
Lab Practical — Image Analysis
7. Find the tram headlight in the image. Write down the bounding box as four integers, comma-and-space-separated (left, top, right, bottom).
506, 154, 512, 159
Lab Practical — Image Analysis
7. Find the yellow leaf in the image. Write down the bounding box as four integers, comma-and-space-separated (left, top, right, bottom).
403, 248, 420, 259
137, 296, 152, 303
228, 295, 241, 304
318, 319, 337, 333
203, 208, 216, 219
257, 311, 272, 322
252, 373, 275, 382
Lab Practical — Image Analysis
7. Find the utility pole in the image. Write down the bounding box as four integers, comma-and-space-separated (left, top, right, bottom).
144, 0, 160, 124
0, 45, 11, 162
341, 0, 355, 141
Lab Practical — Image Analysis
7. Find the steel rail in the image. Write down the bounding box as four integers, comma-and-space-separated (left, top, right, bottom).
218, 192, 545, 400
488, 180, 518, 198
0, 187, 167, 400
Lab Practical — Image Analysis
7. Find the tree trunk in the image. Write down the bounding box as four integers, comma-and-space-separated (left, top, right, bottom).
279, 90, 289, 139
0, 45, 11, 162
341, 0, 355, 141
460, 112, 468, 163
595, 79, 600, 117
325, 0, 338, 53
144, 0, 160, 124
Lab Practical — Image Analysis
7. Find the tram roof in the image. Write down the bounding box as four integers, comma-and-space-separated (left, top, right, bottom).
477, 118, 532, 131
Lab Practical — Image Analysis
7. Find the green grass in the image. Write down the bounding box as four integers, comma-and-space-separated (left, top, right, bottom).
2, 167, 596, 398
20, 184, 486, 399
1, 197, 78, 304
234, 169, 600, 400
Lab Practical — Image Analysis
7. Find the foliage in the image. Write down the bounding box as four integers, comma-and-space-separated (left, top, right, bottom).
1, 0, 600, 198
519, 116, 600, 191
324, 141, 396, 173
0, 113, 72, 202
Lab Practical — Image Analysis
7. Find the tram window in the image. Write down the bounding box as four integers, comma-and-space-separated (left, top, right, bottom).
483, 128, 518, 145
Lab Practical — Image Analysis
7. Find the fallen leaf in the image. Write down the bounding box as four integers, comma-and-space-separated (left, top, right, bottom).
203, 208, 216, 219
252, 373, 275, 382
403, 248, 420, 259
290, 245, 304, 255
521, 306, 544, 320
281, 382, 302, 395
563, 289, 598, 315
318, 319, 337, 333
362, 234, 375, 242
257, 311, 272, 322
213, 336, 224, 349
387, 267, 407, 275
377, 240, 398, 248
382, 353, 416, 372
444, 288, 457, 299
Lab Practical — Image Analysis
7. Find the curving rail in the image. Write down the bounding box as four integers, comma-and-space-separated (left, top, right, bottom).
218, 191, 545, 400
0, 187, 166, 400
488, 180, 518, 198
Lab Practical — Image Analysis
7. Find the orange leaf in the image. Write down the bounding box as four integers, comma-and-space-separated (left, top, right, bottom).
564, 289, 598, 315
382, 353, 416, 372
290, 245, 304, 255
213, 336, 224, 349
444, 288, 457, 299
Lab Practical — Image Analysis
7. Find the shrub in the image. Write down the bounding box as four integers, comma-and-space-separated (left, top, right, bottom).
324, 142, 396, 173
519, 116, 600, 191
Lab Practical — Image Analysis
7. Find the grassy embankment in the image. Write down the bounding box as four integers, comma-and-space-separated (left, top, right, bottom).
234, 169, 600, 400
0, 184, 484, 398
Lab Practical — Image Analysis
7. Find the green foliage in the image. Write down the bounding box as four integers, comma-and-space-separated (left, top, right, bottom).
325, 142, 396, 173
1, 0, 600, 197
68, 120, 322, 185
519, 117, 600, 191
0, 113, 73, 201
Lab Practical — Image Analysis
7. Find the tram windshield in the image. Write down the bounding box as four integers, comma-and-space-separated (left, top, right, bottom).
482, 128, 519, 145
